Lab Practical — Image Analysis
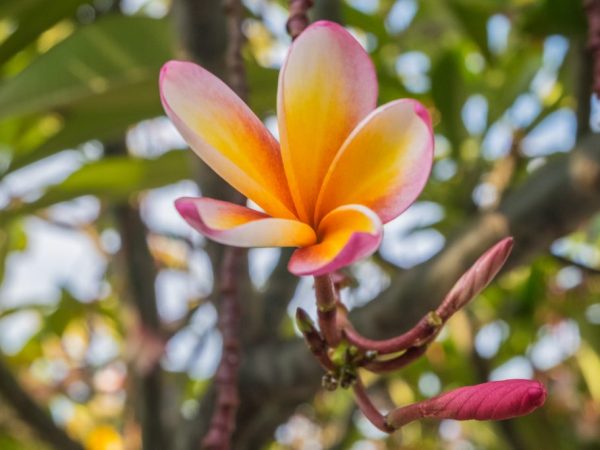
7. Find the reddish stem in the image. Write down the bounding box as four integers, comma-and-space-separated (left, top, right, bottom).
314, 275, 342, 347
344, 238, 513, 356
296, 308, 335, 371
344, 312, 441, 355
362, 346, 427, 373
352, 377, 394, 433
286, 0, 314, 39
201, 248, 244, 450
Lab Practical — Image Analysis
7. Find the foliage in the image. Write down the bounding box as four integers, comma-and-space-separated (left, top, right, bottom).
0, 0, 598, 449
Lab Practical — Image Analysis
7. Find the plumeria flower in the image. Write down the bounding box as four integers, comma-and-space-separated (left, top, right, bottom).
160, 21, 433, 276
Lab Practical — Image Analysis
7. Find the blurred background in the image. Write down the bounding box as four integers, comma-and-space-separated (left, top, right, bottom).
0, 0, 598, 449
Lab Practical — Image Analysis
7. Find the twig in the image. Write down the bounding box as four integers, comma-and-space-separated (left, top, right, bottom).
201, 1, 248, 448
224, 0, 248, 99
352, 378, 393, 433
286, 0, 314, 39
0, 359, 85, 450
552, 253, 600, 275
362, 346, 427, 373
201, 248, 244, 450
585, 0, 600, 96
296, 308, 335, 371
344, 238, 514, 356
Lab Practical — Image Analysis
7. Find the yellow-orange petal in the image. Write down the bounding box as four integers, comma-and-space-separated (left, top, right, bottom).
288, 204, 382, 276
277, 21, 377, 223
175, 197, 316, 248
161, 60, 296, 219
315, 99, 434, 224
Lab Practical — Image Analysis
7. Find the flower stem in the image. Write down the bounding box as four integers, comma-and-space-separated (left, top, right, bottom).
352, 377, 394, 433
344, 312, 441, 355
344, 238, 513, 356
296, 308, 335, 371
362, 346, 427, 373
314, 274, 342, 347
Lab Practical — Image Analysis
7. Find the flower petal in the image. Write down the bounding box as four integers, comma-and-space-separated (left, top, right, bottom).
288, 205, 382, 276
315, 99, 434, 224
161, 60, 296, 219
278, 21, 378, 223
175, 197, 316, 248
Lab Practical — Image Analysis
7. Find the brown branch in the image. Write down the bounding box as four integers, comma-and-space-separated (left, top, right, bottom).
108, 140, 167, 450
201, 1, 249, 449
585, 0, 600, 96
201, 248, 244, 450
0, 359, 85, 450
287, 0, 314, 39
552, 253, 600, 275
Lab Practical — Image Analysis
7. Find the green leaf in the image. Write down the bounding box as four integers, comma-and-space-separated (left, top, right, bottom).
342, 3, 389, 43
520, 0, 586, 37
0, 151, 194, 224
0, 0, 89, 66
486, 48, 542, 124
0, 15, 172, 118
0, 0, 39, 21
246, 61, 278, 117
7, 79, 164, 173
446, 0, 495, 60
431, 49, 468, 150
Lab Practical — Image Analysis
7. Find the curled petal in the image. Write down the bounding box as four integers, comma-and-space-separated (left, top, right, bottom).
278, 21, 378, 222
175, 197, 316, 248
288, 205, 382, 276
386, 379, 547, 429
161, 61, 296, 219
316, 99, 434, 224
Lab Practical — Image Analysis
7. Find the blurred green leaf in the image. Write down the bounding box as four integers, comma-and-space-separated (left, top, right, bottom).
0, 150, 193, 224
446, 0, 494, 60
0, 15, 172, 118
0, 0, 89, 67
8, 79, 163, 173
486, 48, 542, 124
520, 0, 586, 37
247, 61, 278, 116
343, 3, 389, 43
0, 0, 39, 21
431, 49, 468, 149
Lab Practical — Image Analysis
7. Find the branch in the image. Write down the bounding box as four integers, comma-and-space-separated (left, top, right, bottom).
201, 1, 248, 448
201, 248, 244, 450
109, 141, 166, 450
0, 359, 84, 450
585, 0, 600, 96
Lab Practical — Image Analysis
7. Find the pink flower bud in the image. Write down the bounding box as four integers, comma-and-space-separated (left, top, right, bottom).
437, 237, 514, 320
387, 379, 546, 429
